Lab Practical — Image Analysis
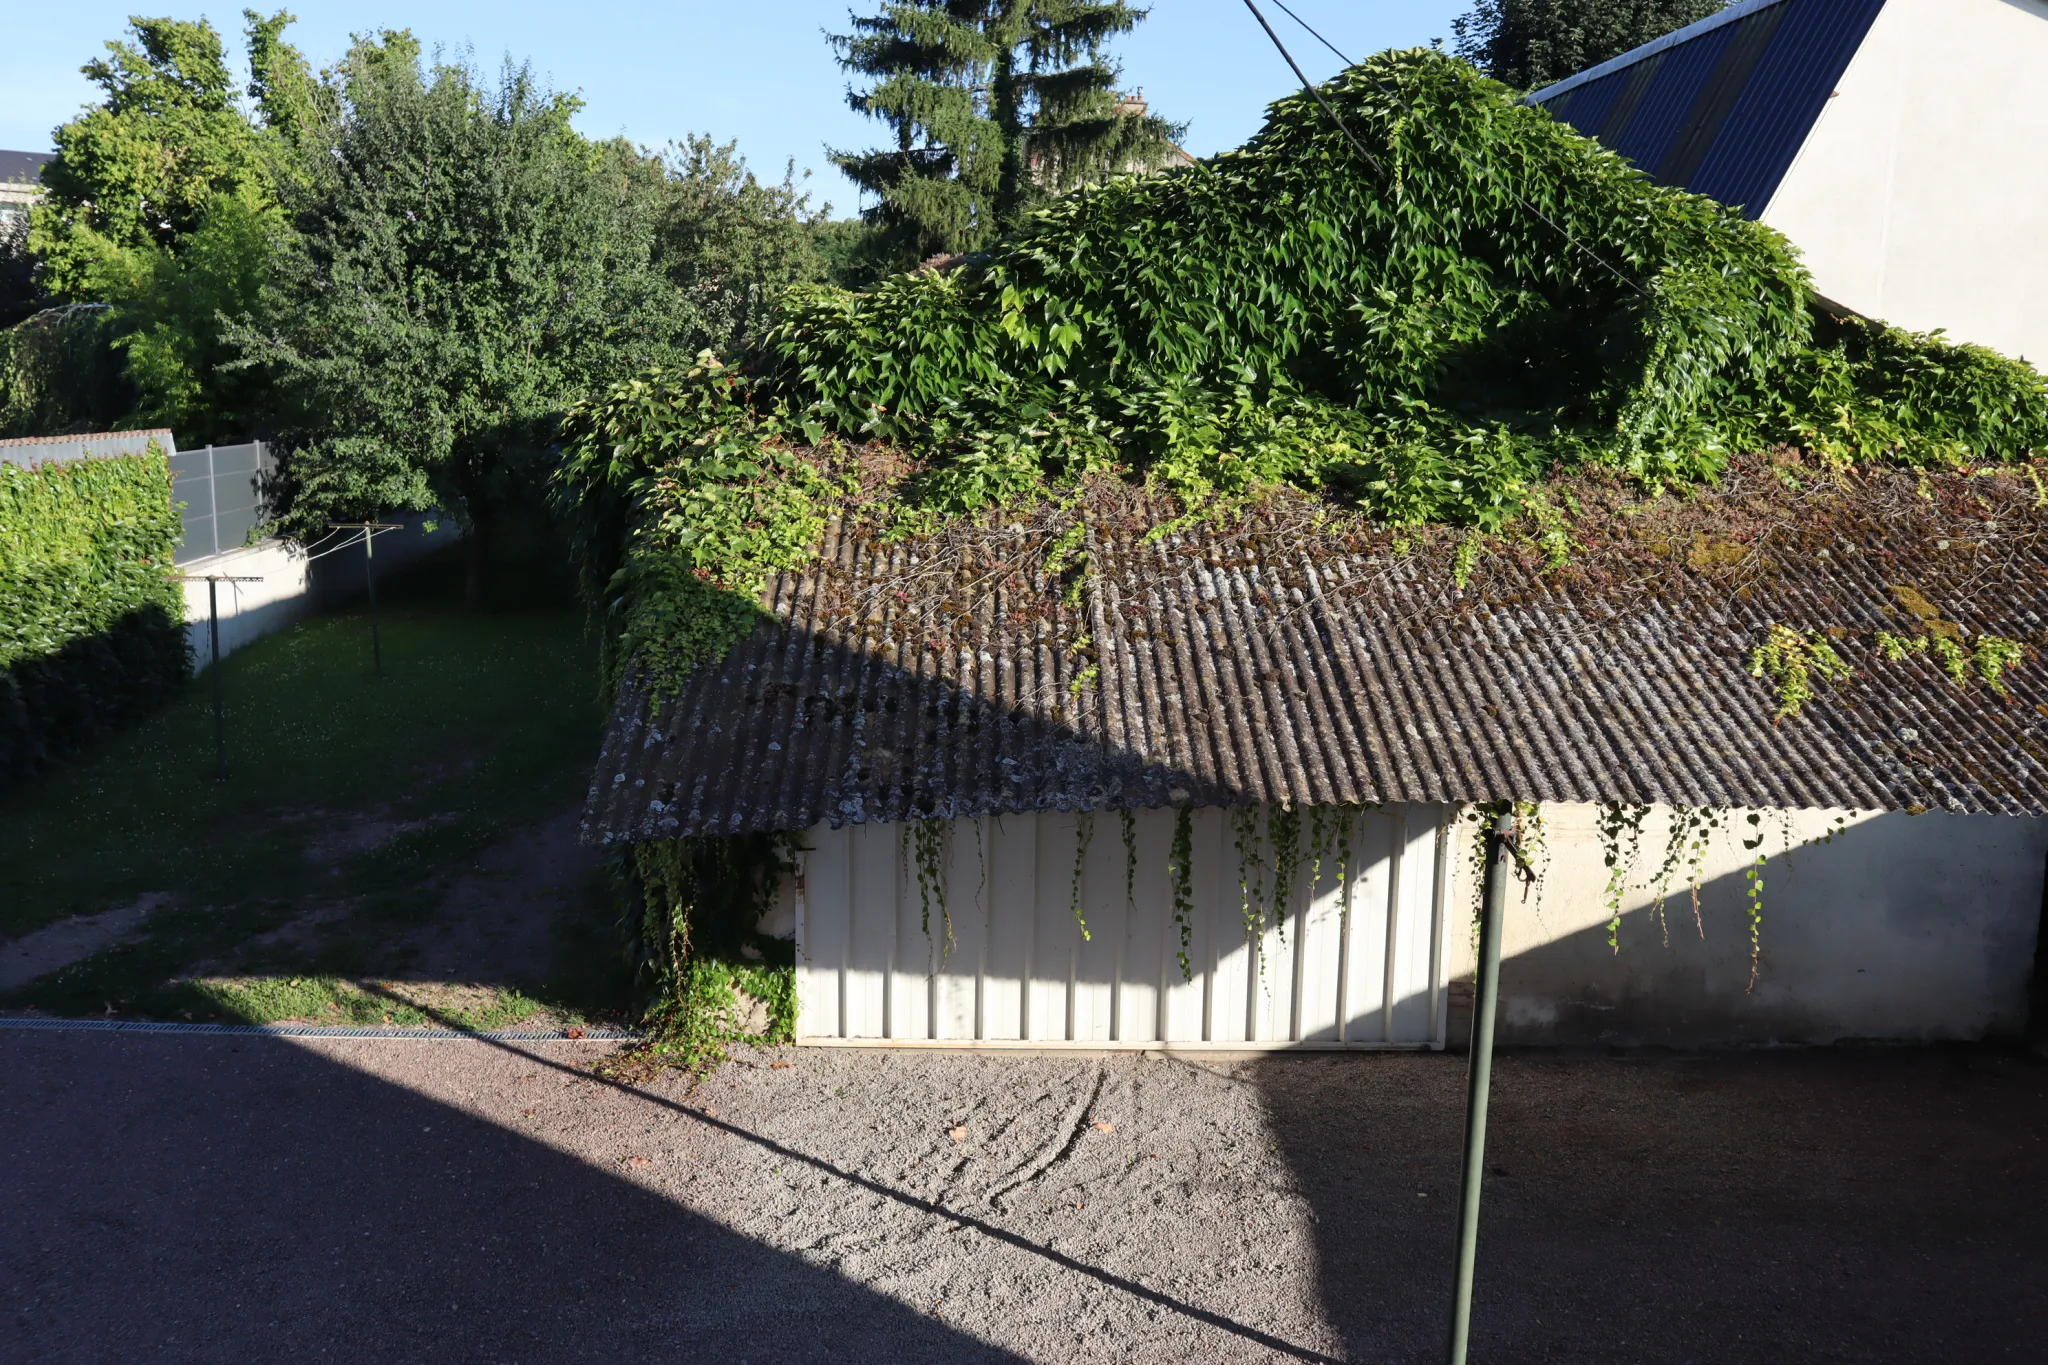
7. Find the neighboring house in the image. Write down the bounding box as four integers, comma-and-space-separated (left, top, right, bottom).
0, 150, 51, 232
1526, 0, 2048, 367
584, 459, 2048, 1050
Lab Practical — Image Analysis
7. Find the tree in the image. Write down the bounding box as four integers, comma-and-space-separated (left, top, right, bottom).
22, 11, 305, 441
87, 193, 272, 440
811, 217, 892, 289
653, 136, 831, 357
0, 219, 42, 331
829, 1, 1183, 263
29, 15, 279, 298
232, 37, 721, 602
0, 306, 131, 438
1452, 0, 1729, 91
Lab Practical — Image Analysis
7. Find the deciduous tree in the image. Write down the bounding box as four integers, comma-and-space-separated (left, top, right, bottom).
231, 35, 692, 600
1452, 0, 1728, 92
18, 11, 306, 441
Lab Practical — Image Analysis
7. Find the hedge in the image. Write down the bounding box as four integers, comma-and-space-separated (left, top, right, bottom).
0, 442, 189, 786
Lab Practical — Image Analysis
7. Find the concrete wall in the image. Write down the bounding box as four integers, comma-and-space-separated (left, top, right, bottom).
181, 516, 455, 669
1762, 0, 2048, 366
1445, 803, 2048, 1047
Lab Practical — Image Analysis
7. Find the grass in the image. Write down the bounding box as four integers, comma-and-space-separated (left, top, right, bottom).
0, 537, 637, 1027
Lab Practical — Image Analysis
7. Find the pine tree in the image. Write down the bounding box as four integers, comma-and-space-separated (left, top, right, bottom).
829, 1, 1183, 264
1453, 0, 1729, 92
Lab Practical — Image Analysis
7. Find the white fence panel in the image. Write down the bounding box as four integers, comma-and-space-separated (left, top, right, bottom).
795, 803, 1458, 1049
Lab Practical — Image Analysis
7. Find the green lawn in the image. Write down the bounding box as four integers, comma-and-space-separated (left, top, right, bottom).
0, 545, 634, 1027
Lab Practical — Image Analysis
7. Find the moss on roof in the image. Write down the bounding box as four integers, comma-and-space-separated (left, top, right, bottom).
559, 49, 2048, 701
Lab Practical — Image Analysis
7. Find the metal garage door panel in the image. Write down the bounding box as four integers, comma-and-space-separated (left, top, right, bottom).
797, 804, 1455, 1049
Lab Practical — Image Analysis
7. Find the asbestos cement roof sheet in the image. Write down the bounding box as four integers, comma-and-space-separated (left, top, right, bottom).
584, 456, 2048, 843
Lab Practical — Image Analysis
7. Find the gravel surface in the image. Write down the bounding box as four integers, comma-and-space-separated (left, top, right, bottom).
5, 1034, 2046, 1362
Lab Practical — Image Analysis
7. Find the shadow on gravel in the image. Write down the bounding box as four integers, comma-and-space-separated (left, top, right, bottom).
2, 1032, 1020, 1362
1254, 1046, 2048, 1364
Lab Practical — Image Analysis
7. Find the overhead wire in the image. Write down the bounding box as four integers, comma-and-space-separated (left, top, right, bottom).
301, 529, 374, 563
1235, 0, 1388, 179
1239, 0, 1653, 302
1267, 0, 1350, 65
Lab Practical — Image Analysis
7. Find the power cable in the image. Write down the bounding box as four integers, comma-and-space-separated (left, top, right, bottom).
1268, 0, 1351, 64
1240, 0, 1653, 302
1236, 0, 1388, 179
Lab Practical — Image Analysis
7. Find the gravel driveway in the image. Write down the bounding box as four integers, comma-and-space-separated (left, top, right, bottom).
5, 1033, 2046, 1362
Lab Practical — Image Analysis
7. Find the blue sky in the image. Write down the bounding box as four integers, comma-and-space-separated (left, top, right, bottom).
3, 1, 1467, 215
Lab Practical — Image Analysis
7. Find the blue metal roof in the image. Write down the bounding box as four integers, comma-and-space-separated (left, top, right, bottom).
1528, 0, 1888, 217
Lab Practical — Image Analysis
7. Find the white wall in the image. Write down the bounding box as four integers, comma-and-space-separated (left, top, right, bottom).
1762, 0, 2048, 366
1444, 803, 2048, 1047
181, 517, 453, 669
180, 539, 316, 667
790, 806, 1457, 1049
781, 798, 2046, 1051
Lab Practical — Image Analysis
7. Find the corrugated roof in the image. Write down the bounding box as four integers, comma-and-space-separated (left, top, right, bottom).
584, 456, 2048, 843
1529, 0, 1886, 217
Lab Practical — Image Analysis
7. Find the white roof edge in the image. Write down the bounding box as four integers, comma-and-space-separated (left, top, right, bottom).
1524, 0, 1795, 106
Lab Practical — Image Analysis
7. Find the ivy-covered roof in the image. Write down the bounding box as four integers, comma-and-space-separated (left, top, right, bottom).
582, 453, 2048, 842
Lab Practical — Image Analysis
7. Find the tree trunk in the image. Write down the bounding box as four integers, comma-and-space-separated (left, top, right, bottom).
992, 3, 1029, 231
463, 502, 493, 610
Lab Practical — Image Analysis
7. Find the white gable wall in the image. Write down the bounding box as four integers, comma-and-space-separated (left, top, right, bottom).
1761, 0, 2048, 366
1443, 803, 2048, 1047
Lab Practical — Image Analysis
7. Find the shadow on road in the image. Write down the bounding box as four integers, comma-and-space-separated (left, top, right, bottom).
2, 1031, 1020, 1362
1254, 1046, 2048, 1363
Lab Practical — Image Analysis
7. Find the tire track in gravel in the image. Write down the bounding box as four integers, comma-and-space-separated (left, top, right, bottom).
986, 1065, 1105, 1209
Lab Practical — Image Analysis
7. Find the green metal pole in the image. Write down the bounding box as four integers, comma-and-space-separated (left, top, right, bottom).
365, 525, 382, 677
208, 578, 226, 780
1448, 807, 1512, 1364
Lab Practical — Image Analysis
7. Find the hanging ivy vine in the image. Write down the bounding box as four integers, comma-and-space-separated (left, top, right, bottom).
910, 817, 953, 962
1169, 806, 1195, 979
1229, 806, 1269, 975
1596, 801, 1650, 951
605, 834, 802, 1075
1268, 807, 1302, 946
1070, 810, 1096, 941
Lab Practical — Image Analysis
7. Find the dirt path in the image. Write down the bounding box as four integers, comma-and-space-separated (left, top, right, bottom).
0, 894, 168, 993
2, 803, 618, 1029
6, 1035, 2046, 1361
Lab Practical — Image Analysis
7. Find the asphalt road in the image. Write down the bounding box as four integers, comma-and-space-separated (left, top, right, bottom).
5, 1033, 2045, 1362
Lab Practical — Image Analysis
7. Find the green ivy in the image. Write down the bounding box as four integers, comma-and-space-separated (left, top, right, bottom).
555, 358, 843, 698
615, 833, 801, 1072
562, 51, 2048, 707
558, 51, 2048, 1057
1, 442, 188, 785
1748, 625, 1851, 721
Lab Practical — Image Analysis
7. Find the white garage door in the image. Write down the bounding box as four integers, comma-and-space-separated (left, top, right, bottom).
795, 804, 1459, 1049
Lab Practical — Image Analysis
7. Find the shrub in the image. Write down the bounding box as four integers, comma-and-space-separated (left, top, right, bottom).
0, 442, 188, 785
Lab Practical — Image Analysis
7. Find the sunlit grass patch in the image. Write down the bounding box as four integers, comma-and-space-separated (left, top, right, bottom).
185, 975, 568, 1031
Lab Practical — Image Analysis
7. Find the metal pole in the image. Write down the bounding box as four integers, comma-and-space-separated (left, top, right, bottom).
208, 578, 225, 780
206, 444, 219, 558
1447, 807, 1512, 1364
365, 525, 382, 677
